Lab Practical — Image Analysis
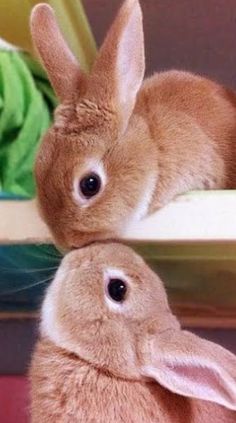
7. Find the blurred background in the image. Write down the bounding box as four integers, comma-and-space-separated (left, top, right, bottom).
85, 0, 236, 88
1, 0, 236, 86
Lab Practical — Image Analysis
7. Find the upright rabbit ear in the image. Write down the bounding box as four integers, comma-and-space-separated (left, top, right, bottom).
140, 330, 236, 410
89, 0, 145, 132
30, 4, 85, 101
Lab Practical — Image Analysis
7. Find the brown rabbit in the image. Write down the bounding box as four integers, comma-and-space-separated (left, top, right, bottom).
30, 242, 236, 422
31, 0, 236, 248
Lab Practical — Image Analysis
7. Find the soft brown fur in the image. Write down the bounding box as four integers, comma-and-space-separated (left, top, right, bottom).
30, 242, 236, 422
31, 340, 235, 423
31, 0, 236, 248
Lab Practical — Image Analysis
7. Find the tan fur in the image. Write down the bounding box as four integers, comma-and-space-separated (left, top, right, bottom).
30, 242, 236, 422
31, 1, 236, 248
31, 340, 235, 423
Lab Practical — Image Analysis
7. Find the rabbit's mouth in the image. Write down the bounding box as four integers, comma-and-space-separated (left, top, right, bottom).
71, 238, 125, 251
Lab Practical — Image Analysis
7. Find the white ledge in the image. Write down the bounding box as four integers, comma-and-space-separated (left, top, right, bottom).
0, 191, 236, 244
0, 199, 50, 244
125, 191, 236, 242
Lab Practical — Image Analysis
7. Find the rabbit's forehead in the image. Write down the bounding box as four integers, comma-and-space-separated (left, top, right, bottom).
76, 99, 116, 130
61, 243, 144, 272
104, 267, 128, 278
73, 158, 106, 180
53, 99, 117, 135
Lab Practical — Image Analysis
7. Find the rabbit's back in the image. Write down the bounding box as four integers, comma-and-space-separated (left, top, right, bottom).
30, 339, 235, 423
133, 71, 236, 209
137, 70, 236, 146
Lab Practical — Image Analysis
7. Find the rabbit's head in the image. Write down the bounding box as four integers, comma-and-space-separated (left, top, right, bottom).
41, 242, 236, 411
31, 0, 157, 248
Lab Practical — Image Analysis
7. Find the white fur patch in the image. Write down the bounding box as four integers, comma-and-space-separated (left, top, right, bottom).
40, 284, 56, 338
129, 172, 156, 225
73, 160, 107, 208
40, 266, 72, 346
40, 266, 85, 359
104, 267, 130, 313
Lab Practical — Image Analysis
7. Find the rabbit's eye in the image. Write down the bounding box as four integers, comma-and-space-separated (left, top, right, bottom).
79, 173, 101, 198
107, 279, 127, 302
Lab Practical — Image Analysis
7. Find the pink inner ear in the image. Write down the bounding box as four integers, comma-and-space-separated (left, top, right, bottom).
142, 330, 236, 411
88, 0, 145, 134
166, 360, 234, 407
116, 1, 144, 108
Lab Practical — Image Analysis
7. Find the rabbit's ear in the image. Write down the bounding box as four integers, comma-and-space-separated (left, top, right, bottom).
30, 4, 85, 101
89, 0, 145, 132
140, 330, 236, 410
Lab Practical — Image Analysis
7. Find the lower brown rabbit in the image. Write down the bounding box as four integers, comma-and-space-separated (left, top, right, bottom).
30, 242, 236, 422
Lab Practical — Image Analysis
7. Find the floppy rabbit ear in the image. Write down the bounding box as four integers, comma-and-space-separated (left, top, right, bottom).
89, 0, 145, 132
30, 4, 85, 101
140, 330, 236, 410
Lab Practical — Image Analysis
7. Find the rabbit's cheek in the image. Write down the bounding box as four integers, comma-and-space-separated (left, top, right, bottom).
124, 172, 157, 230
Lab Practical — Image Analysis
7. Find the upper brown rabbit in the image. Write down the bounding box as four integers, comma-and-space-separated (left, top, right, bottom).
30, 242, 236, 422
31, 0, 236, 248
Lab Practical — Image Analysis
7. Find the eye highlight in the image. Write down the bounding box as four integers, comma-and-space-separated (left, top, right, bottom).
107, 278, 127, 302
79, 172, 101, 199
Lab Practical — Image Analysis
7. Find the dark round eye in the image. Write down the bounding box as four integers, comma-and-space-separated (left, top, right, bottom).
107, 279, 127, 302
79, 173, 101, 198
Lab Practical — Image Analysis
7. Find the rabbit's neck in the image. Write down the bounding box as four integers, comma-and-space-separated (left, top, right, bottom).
32, 339, 234, 423
31, 339, 186, 423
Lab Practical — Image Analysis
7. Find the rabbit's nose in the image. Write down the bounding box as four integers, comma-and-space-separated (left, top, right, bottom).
51, 224, 116, 250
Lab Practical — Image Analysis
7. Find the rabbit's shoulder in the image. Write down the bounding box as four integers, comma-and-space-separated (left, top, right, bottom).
191, 398, 236, 423
136, 70, 236, 119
